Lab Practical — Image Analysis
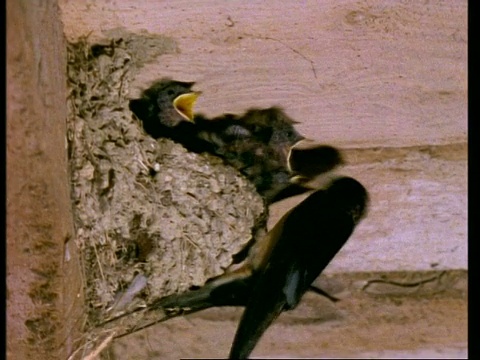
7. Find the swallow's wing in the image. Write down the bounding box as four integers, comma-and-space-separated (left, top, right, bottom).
228, 199, 315, 359
228, 249, 312, 358
154, 266, 254, 317
229, 177, 369, 359
228, 264, 292, 359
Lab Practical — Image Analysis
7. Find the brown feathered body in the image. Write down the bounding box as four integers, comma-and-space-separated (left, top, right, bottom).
130, 79, 343, 203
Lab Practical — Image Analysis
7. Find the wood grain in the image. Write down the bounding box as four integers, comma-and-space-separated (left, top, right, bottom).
60, 0, 467, 147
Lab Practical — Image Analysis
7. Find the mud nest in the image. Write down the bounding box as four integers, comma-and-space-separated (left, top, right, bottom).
66, 35, 267, 329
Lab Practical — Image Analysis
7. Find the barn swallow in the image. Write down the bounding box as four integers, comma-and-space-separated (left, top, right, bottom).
152, 177, 368, 358
152, 176, 362, 313
129, 79, 201, 136
130, 79, 344, 203
229, 176, 368, 359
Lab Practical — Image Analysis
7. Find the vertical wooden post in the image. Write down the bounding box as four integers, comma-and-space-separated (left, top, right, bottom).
7, 1, 83, 358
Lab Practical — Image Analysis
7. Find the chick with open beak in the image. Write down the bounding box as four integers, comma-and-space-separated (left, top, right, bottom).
130, 79, 344, 204
129, 79, 201, 136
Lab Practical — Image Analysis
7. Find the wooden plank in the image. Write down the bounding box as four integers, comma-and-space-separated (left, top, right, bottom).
7, 1, 82, 358
60, 0, 467, 147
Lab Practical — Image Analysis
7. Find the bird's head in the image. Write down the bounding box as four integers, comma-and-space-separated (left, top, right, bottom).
326, 176, 369, 224
130, 79, 201, 131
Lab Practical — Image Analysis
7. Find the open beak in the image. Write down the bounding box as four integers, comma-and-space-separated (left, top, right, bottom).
173, 91, 202, 122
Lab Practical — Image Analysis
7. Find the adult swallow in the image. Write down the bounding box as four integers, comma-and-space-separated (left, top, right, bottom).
151, 177, 368, 359
229, 176, 368, 359
130, 79, 344, 203
152, 178, 368, 316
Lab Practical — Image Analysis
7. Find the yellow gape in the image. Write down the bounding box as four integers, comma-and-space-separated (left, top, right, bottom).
173, 92, 201, 122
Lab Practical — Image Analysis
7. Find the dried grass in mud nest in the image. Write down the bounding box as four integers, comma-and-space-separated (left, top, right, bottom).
66, 34, 266, 357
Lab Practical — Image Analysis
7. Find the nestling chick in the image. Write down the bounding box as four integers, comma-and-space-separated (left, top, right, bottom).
130, 79, 344, 203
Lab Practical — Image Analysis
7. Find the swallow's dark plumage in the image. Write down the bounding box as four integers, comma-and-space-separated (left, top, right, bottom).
228, 176, 368, 359
129, 79, 200, 134
129, 79, 344, 203
152, 176, 368, 359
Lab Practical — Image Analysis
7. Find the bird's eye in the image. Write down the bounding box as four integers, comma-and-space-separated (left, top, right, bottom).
167, 90, 174, 95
